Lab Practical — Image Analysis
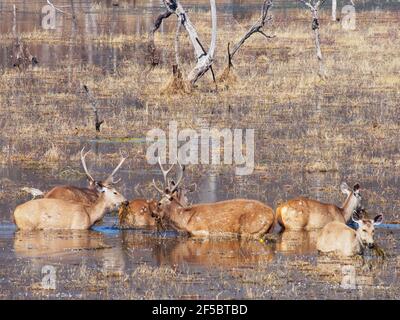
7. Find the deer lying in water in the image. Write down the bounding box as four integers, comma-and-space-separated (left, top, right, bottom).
275, 182, 362, 231
14, 148, 128, 230
44, 147, 126, 205
151, 161, 275, 238
118, 199, 158, 228
14, 182, 128, 230
118, 157, 191, 229
317, 211, 383, 257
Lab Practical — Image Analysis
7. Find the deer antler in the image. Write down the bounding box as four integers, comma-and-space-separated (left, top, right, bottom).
158, 156, 175, 190
104, 152, 127, 185
152, 179, 164, 194
80, 147, 95, 184
170, 160, 185, 194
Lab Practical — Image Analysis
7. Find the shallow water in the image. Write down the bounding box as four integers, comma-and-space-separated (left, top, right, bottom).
0, 0, 399, 69
0, 165, 399, 299
0, 0, 399, 299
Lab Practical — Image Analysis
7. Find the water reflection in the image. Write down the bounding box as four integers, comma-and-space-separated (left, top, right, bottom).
277, 230, 319, 254
1, 0, 398, 69
13, 229, 275, 269
13, 230, 108, 258
153, 237, 275, 267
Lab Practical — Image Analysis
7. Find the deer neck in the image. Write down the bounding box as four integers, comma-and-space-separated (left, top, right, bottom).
87, 195, 109, 226
355, 230, 366, 253
341, 193, 358, 222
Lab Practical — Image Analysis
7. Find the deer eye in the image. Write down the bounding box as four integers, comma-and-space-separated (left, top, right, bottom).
113, 192, 117, 195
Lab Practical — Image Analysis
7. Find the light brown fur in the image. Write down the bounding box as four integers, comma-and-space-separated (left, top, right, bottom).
155, 197, 275, 238
45, 185, 98, 205
13, 185, 127, 230
275, 183, 361, 230
317, 214, 382, 257
118, 199, 158, 228
43, 147, 126, 206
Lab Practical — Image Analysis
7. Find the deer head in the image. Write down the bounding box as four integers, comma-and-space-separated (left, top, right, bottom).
352, 210, 383, 249
95, 182, 128, 211
340, 182, 362, 202
151, 158, 189, 220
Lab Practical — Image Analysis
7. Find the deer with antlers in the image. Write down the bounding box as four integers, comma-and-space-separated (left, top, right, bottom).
150, 160, 274, 238
13, 148, 128, 230
13, 184, 127, 230
118, 157, 191, 229
44, 147, 126, 205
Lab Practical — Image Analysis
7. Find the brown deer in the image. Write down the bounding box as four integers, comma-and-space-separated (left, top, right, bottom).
45, 147, 126, 205
13, 182, 128, 230
118, 157, 191, 229
118, 199, 158, 228
151, 162, 275, 238
317, 211, 383, 257
275, 182, 362, 231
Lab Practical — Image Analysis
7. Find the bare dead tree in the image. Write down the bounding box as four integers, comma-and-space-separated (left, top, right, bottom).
146, 10, 173, 67
151, 10, 173, 35
83, 85, 104, 132
175, 15, 182, 67
299, 0, 327, 78
187, 0, 217, 85
156, 0, 216, 86
12, 5, 38, 69
47, 0, 70, 15
225, 0, 274, 72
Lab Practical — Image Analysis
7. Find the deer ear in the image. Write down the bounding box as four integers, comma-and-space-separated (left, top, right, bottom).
373, 214, 383, 226
340, 182, 350, 195
95, 182, 105, 193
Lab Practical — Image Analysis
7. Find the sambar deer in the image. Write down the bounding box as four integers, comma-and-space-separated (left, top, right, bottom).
118, 157, 191, 229
13, 182, 128, 230
44, 147, 126, 205
275, 182, 362, 231
317, 211, 383, 257
151, 162, 275, 238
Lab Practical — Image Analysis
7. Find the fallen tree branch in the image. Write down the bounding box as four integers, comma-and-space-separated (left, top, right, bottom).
12, 5, 38, 69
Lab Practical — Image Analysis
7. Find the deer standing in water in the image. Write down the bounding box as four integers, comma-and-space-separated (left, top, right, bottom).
151, 161, 275, 238
275, 182, 362, 231
317, 211, 383, 257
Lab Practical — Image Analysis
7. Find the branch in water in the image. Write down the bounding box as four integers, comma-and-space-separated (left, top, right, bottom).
83, 85, 104, 132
